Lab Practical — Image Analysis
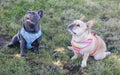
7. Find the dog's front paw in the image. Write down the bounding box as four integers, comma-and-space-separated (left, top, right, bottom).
71, 55, 78, 60
81, 61, 87, 68
20, 54, 26, 57
20, 52, 26, 57
20, 50, 26, 57
67, 46, 73, 50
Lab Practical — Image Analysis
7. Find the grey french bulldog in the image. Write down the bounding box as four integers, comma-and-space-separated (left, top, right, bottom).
8, 9, 44, 56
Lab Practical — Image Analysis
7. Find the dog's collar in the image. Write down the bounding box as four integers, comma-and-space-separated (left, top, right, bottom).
20, 28, 42, 49
72, 38, 93, 51
71, 33, 99, 56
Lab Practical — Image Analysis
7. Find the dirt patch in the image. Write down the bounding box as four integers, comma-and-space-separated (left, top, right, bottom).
0, 35, 10, 48
63, 63, 87, 75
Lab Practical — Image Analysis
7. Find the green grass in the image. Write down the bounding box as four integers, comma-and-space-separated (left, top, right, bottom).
0, 0, 120, 75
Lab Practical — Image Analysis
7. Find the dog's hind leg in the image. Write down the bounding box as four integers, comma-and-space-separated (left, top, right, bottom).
8, 34, 19, 47
94, 51, 111, 60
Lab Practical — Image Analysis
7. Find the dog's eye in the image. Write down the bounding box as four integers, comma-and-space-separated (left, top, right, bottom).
77, 24, 80, 27
26, 17, 30, 19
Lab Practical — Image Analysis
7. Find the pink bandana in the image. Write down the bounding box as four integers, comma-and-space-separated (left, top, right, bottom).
71, 38, 92, 53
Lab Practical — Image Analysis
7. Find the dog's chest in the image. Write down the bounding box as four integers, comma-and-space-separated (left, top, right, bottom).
20, 28, 42, 49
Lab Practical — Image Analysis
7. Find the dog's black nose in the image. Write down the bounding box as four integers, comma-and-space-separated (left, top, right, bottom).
68, 24, 74, 30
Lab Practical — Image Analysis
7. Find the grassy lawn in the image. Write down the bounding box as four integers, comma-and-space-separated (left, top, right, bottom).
0, 0, 120, 75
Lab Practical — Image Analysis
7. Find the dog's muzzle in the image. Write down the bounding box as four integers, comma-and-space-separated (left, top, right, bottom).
26, 21, 35, 28
68, 24, 74, 30
68, 24, 77, 35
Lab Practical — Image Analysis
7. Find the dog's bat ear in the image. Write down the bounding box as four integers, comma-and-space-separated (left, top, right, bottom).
80, 16, 85, 21
86, 19, 95, 28
38, 9, 44, 18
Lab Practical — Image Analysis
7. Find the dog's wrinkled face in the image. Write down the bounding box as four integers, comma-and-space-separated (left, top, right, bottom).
23, 9, 44, 32
68, 20, 88, 36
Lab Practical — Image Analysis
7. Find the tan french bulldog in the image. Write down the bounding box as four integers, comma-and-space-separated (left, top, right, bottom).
67, 16, 111, 67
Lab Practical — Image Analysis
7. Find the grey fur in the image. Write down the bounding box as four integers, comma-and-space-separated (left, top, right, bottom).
8, 9, 44, 56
